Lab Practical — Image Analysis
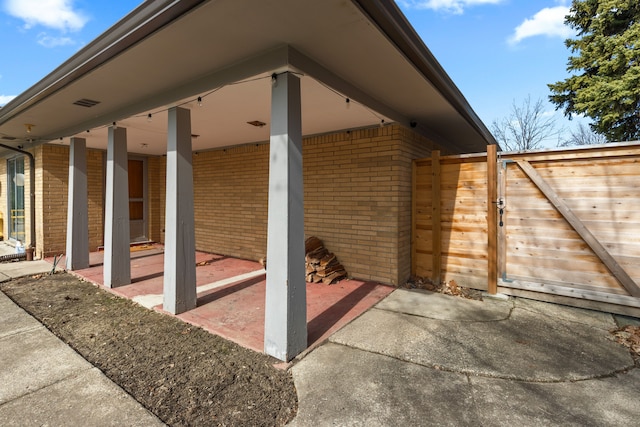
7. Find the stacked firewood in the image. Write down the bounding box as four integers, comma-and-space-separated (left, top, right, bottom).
305, 236, 348, 284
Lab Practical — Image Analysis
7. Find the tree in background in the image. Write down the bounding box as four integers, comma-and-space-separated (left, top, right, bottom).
491, 96, 558, 152
558, 122, 608, 147
549, 0, 640, 142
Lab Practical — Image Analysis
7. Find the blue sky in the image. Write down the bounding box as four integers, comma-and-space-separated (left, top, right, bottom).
0, 0, 583, 146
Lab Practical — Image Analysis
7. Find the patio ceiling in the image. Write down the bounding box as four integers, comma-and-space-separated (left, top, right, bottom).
0, 0, 496, 156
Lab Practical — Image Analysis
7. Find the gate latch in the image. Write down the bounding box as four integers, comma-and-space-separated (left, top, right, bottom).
497, 198, 505, 227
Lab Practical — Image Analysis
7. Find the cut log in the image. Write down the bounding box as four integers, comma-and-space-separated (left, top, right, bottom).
319, 253, 337, 267
306, 247, 328, 265
322, 270, 347, 285
305, 236, 324, 254
317, 263, 345, 277
304, 236, 348, 285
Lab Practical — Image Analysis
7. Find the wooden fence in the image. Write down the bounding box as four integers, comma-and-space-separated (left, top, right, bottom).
412, 142, 640, 316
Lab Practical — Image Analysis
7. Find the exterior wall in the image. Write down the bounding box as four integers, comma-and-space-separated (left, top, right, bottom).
148, 124, 435, 285
38, 144, 66, 258
19, 124, 434, 284
147, 156, 166, 243
192, 144, 269, 259
303, 126, 433, 284
87, 148, 105, 251
35, 144, 104, 258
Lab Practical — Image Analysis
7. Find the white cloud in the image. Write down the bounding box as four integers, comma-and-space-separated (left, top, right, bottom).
398, 0, 503, 14
509, 6, 573, 45
0, 95, 17, 106
4, 0, 88, 32
37, 32, 75, 47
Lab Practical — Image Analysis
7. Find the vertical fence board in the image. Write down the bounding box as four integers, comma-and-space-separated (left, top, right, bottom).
412, 142, 640, 311
487, 145, 497, 294
516, 159, 640, 297
497, 159, 507, 279
411, 160, 417, 276
431, 150, 441, 284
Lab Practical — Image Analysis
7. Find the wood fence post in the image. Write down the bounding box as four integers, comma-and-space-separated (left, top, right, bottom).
431, 150, 441, 285
411, 160, 417, 276
487, 144, 498, 294
497, 159, 507, 280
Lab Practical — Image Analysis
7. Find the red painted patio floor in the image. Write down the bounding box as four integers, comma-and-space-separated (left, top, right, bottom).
51, 245, 394, 354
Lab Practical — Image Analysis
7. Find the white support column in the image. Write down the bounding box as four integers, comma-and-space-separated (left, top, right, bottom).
163, 106, 197, 315
104, 126, 131, 288
264, 72, 307, 361
65, 137, 89, 270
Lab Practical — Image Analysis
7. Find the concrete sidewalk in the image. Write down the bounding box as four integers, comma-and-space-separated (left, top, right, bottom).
289, 289, 640, 426
2, 252, 639, 426
0, 260, 164, 426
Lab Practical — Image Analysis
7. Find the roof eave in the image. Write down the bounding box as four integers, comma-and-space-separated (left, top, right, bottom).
0, 0, 207, 127
351, 0, 497, 149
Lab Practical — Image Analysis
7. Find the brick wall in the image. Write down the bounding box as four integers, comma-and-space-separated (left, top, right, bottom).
147, 156, 165, 243
148, 124, 435, 285
191, 144, 270, 259
36, 144, 104, 258
86, 148, 105, 250
39, 144, 69, 257
302, 126, 433, 284
25, 124, 434, 284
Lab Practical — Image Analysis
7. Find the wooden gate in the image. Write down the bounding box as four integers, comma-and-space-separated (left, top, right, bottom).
412, 142, 640, 316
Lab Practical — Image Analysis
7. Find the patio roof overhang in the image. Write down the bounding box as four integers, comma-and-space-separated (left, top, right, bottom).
0, 0, 495, 156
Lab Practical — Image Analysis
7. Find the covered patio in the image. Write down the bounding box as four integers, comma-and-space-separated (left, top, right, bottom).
0, 0, 495, 361
54, 245, 393, 355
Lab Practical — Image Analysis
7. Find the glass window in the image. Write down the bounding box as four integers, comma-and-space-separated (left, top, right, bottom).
7, 157, 25, 242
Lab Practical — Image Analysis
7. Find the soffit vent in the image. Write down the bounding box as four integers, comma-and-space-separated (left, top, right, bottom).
1, 136, 17, 140
247, 120, 266, 127
72, 98, 101, 108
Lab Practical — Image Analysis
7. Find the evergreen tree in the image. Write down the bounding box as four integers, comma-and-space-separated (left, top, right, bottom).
548, 0, 640, 142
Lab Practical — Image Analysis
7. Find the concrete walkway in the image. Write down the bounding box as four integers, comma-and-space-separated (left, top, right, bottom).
2, 251, 639, 426
289, 289, 640, 426
0, 259, 164, 426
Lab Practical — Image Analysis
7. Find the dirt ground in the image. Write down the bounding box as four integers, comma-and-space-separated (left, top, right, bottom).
1, 273, 297, 427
